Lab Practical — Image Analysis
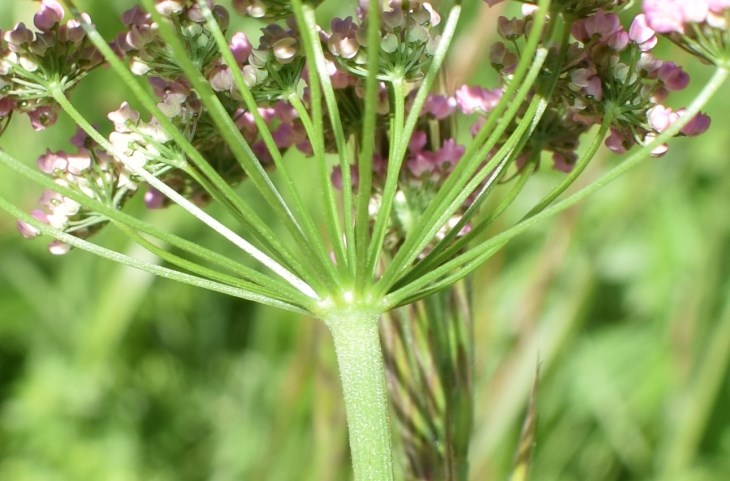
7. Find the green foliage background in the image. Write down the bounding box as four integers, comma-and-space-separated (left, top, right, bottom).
0, 1, 729, 480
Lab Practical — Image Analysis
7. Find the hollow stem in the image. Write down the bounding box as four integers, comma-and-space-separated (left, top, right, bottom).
323, 306, 394, 481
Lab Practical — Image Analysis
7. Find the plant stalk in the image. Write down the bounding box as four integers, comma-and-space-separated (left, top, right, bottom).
325, 307, 394, 481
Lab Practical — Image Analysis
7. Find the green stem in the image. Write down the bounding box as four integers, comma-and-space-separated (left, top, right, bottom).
355, 0, 382, 289
293, 2, 356, 274
522, 116, 613, 220
0, 195, 309, 314
324, 308, 394, 481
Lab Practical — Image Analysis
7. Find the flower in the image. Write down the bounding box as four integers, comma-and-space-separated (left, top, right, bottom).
642, 0, 730, 63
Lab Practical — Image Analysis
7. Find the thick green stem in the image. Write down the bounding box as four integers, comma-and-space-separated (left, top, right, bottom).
325, 308, 394, 481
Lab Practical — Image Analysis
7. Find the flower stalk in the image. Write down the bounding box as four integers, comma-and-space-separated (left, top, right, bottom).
323, 305, 394, 481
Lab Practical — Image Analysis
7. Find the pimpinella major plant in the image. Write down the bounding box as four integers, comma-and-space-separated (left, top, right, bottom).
1, 0, 728, 480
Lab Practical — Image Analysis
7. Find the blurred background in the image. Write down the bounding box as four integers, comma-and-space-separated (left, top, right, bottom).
0, 1, 729, 480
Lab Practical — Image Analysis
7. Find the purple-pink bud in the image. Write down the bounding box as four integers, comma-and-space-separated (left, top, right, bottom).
33, 0, 64, 32
230, 32, 252, 64
144, 188, 166, 209
605, 127, 631, 154
28, 106, 58, 131
17, 210, 49, 239
657, 62, 689, 91
680, 111, 711, 136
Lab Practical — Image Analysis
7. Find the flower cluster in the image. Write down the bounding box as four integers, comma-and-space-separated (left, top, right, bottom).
327, 1, 442, 80
113, 1, 229, 79
1, 0, 715, 257
17, 130, 137, 254
0, 0, 101, 133
244, 23, 305, 101
482, 7, 710, 170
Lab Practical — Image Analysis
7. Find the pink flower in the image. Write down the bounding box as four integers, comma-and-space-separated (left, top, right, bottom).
629, 14, 657, 51
647, 104, 679, 132
70, 128, 92, 149
433, 139, 464, 169
455, 85, 502, 114
37, 150, 68, 174
642, 0, 708, 33
209, 66, 234, 92
328, 17, 360, 59
572, 10, 622, 44
709, 0, 730, 9
570, 67, 603, 100
330, 165, 359, 189
497, 16, 524, 39
107, 102, 140, 131
65, 151, 92, 175
642, 132, 669, 156
408, 151, 437, 177
422, 94, 456, 119
17, 210, 49, 239
122, 6, 148, 27
125, 24, 154, 50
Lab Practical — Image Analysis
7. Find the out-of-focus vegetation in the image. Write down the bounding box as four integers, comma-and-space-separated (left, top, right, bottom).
1, 1, 729, 480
